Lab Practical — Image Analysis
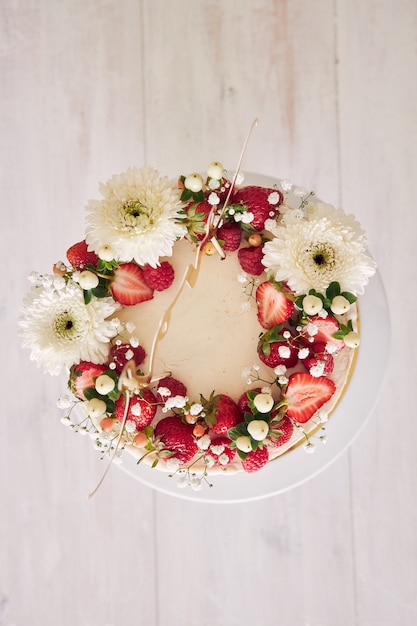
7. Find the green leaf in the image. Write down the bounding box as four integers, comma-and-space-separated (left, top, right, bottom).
326, 282, 341, 300
340, 291, 357, 304
83, 387, 99, 401
83, 289, 92, 305
180, 188, 192, 202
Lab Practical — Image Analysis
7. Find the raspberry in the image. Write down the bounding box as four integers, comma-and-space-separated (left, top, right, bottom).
143, 262, 175, 291
238, 245, 264, 276
156, 376, 188, 402
109, 343, 146, 374
241, 446, 269, 473
217, 221, 242, 251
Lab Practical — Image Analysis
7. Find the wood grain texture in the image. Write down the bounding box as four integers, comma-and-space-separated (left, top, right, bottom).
1, 0, 416, 624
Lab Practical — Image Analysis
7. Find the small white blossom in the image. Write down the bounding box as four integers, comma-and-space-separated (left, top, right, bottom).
280, 179, 293, 191
129, 336, 140, 348
325, 342, 337, 354
264, 218, 277, 231
166, 457, 181, 472
241, 367, 252, 379
210, 444, 225, 455
306, 323, 318, 337
205, 455, 215, 468
278, 345, 291, 358
268, 191, 280, 205
131, 404, 142, 417
241, 211, 254, 224
125, 419, 137, 433
57, 395, 72, 410
177, 475, 189, 488
241, 301, 251, 313
125, 348, 134, 360
294, 186, 308, 197
303, 442, 316, 453
189, 402, 203, 416
318, 308, 328, 318
158, 386, 171, 398
207, 192, 220, 206
237, 272, 248, 284
317, 409, 329, 423
233, 171, 245, 185
125, 322, 136, 333
309, 362, 325, 377
164, 395, 187, 410
278, 375, 289, 385
60, 416, 72, 426
274, 364, 287, 375
298, 347, 310, 359
208, 178, 220, 190
218, 453, 230, 466
197, 434, 211, 450
190, 477, 203, 491
283, 330, 291, 339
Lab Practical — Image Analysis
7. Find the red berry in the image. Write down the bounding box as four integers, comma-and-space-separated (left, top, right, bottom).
303, 342, 334, 376
143, 262, 175, 291
237, 388, 262, 414
232, 186, 283, 230
268, 415, 294, 447
207, 436, 236, 467
258, 339, 299, 369
156, 376, 188, 403
217, 221, 242, 251
256, 282, 294, 329
109, 343, 146, 374
301, 316, 344, 351
69, 361, 108, 400
241, 446, 269, 473
114, 388, 157, 431
285, 372, 336, 423
203, 394, 243, 435
111, 263, 154, 306
66, 240, 99, 271
238, 245, 264, 276
154, 415, 198, 465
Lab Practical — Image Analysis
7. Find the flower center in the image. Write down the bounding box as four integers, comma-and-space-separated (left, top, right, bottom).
122, 201, 154, 231
53, 310, 82, 341
308, 243, 335, 272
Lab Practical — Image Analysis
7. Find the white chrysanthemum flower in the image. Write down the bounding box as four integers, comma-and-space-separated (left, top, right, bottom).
19, 278, 119, 375
262, 202, 377, 295
85, 167, 186, 268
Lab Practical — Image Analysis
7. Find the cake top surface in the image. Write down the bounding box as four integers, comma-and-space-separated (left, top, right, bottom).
19, 161, 376, 493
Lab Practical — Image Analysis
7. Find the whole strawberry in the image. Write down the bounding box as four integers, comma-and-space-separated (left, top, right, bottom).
154, 415, 198, 465
143, 262, 175, 291
203, 393, 243, 435
238, 245, 264, 276
217, 221, 242, 251
70, 361, 108, 400
109, 343, 147, 374
232, 186, 283, 230
237, 388, 262, 414
66, 240, 99, 271
268, 415, 294, 448
114, 388, 157, 431
241, 446, 269, 473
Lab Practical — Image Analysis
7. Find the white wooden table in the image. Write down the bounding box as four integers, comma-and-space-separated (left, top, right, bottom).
1, 1, 416, 624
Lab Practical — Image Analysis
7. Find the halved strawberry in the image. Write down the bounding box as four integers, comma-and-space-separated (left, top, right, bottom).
284, 372, 336, 423
302, 316, 344, 351
111, 263, 154, 306
256, 282, 294, 329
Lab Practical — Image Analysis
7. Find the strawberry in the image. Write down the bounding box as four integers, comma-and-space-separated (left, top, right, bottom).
241, 446, 269, 473
114, 388, 157, 430
237, 245, 264, 275
268, 415, 294, 447
232, 186, 283, 230
66, 240, 99, 270
183, 201, 212, 242
285, 372, 336, 423
143, 262, 175, 291
302, 316, 344, 351
111, 263, 154, 306
256, 282, 294, 329
109, 343, 146, 374
156, 376, 188, 403
154, 415, 198, 465
237, 388, 262, 414
258, 340, 299, 368
217, 221, 242, 251
207, 436, 236, 467
203, 393, 243, 435
303, 342, 334, 376
69, 361, 108, 400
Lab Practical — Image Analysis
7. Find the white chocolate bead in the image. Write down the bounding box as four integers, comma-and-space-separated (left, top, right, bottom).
98, 244, 115, 262
302, 294, 323, 315
95, 374, 115, 395
253, 393, 274, 413
207, 161, 224, 179
344, 331, 360, 348
78, 270, 99, 290
87, 398, 107, 418
330, 295, 351, 315
235, 435, 252, 453
184, 172, 204, 192
247, 420, 269, 441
